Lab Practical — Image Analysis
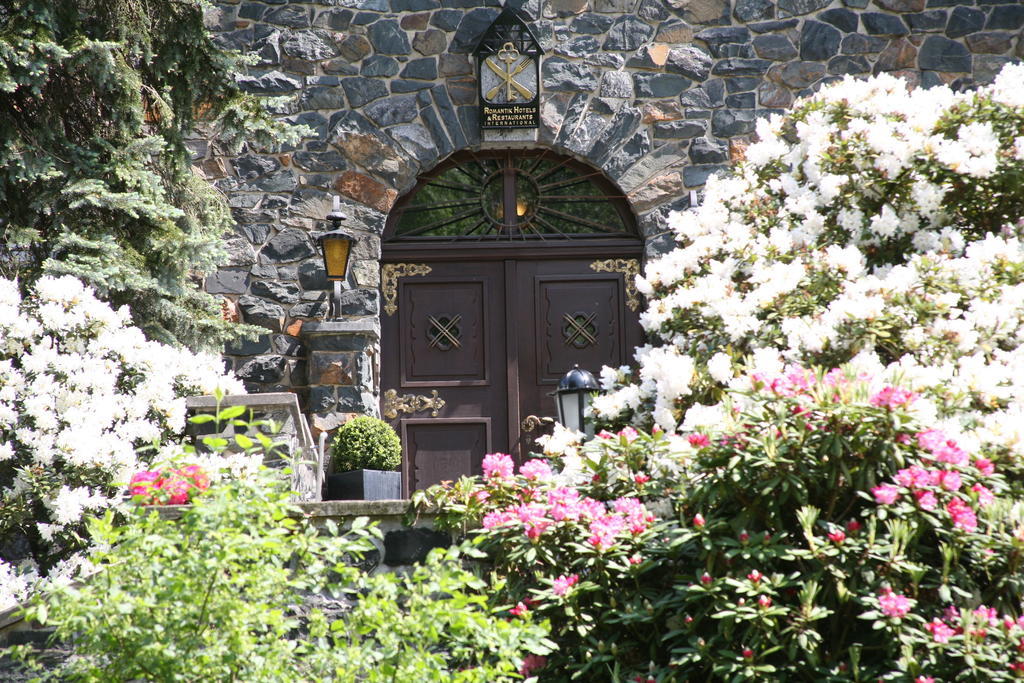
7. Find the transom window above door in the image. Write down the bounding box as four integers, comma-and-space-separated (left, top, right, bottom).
386, 149, 637, 242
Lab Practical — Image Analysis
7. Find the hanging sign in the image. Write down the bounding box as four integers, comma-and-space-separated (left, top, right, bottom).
473, 7, 542, 129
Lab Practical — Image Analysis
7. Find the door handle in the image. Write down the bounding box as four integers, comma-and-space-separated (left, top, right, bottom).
521, 415, 553, 432
383, 389, 445, 419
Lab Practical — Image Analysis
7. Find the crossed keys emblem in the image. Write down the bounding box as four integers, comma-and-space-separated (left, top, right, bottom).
484, 42, 533, 102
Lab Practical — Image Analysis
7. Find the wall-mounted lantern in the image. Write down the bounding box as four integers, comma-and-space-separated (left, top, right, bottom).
317, 196, 353, 318
555, 365, 600, 436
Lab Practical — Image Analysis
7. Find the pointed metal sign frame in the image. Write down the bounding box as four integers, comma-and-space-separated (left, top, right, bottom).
473, 6, 543, 129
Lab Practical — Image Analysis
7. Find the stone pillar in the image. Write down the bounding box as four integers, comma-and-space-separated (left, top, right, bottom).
301, 319, 380, 437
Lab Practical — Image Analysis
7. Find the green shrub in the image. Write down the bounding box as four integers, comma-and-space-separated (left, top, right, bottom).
6, 470, 551, 682
331, 416, 402, 472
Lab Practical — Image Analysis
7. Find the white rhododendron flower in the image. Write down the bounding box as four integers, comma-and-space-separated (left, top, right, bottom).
1, 275, 245, 590
594, 64, 1024, 468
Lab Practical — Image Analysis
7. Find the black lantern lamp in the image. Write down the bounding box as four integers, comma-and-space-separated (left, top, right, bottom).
555, 365, 600, 436
318, 196, 354, 318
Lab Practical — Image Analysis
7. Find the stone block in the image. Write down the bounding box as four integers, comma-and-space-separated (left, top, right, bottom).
361, 55, 400, 77
310, 352, 356, 385
383, 528, 452, 565
734, 0, 774, 22
342, 77, 389, 107
863, 12, 910, 35
572, 12, 614, 33
282, 30, 338, 60
308, 386, 337, 412
684, 164, 729, 186
711, 58, 772, 76
401, 12, 431, 30
965, 31, 1014, 54
634, 72, 692, 97
264, 5, 310, 28
543, 58, 599, 91
842, 33, 889, 53
946, 6, 985, 39
205, 268, 251, 296
273, 334, 306, 357
335, 171, 398, 213
666, 45, 713, 80
261, 229, 316, 263
874, 38, 918, 72
602, 15, 655, 50
299, 261, 328, 291
800, 21, 842, 60
665, 0, 730, 25
225, 333, 273, 356
689, 136, 730, 163
904, 10, 948, 32
752, 34, 798, 60
368, 19, 412, 55
919, 35, 972, 72
251, 280, 301, 304
820, 8, 859, 33
642, 100, 685, 123
600, 71, 634, 98
336, 35, 372, 62
289, 299, 329, 319
874, 0, 924, 12
711, 108, 757, 136
724, 92, 755, 108
413, 28, 448, 55
400, 57, 438, 80
828, 55, 871, 74
236, 355, 286, 383
235, 70, 302, 94
653, 120, 706, 138
987, 6, 1024, 31
439, 53, 473, 77
778, 0, 831, 16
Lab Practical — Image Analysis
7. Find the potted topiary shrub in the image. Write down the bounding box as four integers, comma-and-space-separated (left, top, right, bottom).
325, 416, 402, 501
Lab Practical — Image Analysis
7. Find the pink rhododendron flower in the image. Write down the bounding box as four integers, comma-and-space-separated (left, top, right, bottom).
618, 426, 639, 442
613, 497, 654, 534
552, 574, 579, 596
628, 554, 643, 565
916, 676, 935, 683
700, 572, 712, 585
688, 433, 710, 448
926, 618, 957, 643
827, 530, 846, 544
747, 570, 762, 583
872, 484, 900, 504
846, 520, 862, 533
473, 490, 489, 503
597, 430, 615, 439
869, 386, 917, 409
693, 513, 706, 527
178, 465, 210, 490
515, 503, 551, 540
742, 647, 754, 659
947, 498, 978, 532
587, 515, 627, 551
758, 595, 772, 608
519, 654, 546, 676
972, 483, 995, 506
879, 588, 912, 618
129, 470, 160, 496
482, 511, 514, 529
938, 470, 962, 491
917, 429, 947, 452
519, 459, 553, 482
633, 473, 650, 484
896, 466, 939, 489
481, 453, 514, 479
974, 605, 999, 626
915, 490, 938, 510
509, 602, 528, 617
974, 458, 995, 476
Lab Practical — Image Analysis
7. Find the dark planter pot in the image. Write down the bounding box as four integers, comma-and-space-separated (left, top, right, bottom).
325, 470, 402, 501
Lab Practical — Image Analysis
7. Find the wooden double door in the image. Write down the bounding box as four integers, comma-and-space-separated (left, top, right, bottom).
381, 253, 642, 495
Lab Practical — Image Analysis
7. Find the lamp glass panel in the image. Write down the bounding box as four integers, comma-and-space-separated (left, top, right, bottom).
557, 391, 582, 432
323, 238, 351, 280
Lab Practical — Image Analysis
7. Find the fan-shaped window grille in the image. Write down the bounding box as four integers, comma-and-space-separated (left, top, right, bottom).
385, 149, 636, 242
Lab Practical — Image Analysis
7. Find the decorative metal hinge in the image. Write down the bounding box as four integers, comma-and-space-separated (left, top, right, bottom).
382, 389, 445, 419
590, 258, 641, 311
382, 263, 432, 316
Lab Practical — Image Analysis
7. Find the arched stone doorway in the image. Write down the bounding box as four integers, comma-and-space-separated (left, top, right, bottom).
380, 148, 644, 495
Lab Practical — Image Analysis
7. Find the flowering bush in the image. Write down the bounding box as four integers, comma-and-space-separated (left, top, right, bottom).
593, 64, 1024, 472
6, 468, 552, 682
0, 275, 243, 585
128, 465, 211, 505
422, 367, 1024, 680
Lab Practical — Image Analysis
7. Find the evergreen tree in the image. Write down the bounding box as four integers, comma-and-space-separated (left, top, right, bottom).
0, 0, 298, 349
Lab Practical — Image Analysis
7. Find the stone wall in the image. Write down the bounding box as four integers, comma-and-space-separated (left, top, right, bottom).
200, 0, 1023, 431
